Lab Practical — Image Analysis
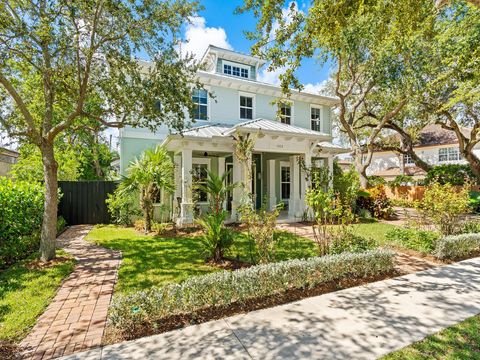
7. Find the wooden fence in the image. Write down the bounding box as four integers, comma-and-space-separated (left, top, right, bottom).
385, 185, 480, 202
58, 181, 118, 225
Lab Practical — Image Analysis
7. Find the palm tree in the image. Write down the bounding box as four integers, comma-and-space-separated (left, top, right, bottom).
120, 145, 174, 232
197, 170, 237, 214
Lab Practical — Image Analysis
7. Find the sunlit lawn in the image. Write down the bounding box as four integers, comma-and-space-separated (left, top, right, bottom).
352, 222, 399, 245
0, 250, 75, 342
86, 225, 318, 294
382, 314, 480, 359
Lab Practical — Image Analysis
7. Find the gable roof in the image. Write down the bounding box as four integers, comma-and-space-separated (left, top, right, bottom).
416, 124, 468, 147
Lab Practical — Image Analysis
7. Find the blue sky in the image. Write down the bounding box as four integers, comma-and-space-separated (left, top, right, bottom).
182, 0, 333, 92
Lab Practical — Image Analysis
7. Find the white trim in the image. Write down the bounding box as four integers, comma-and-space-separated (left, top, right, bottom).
192, 85, 211, 122
222, 60, 250, 79
238, 91, 256, 120
278, 100, 295, 125
310, 104, 324, 132
192, 158, 211, 204
280, 161, 291, 201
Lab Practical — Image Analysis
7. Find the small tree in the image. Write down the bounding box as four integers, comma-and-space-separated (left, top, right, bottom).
120, 145, 174, 233
418, 182, 470, 235
197, 170, 237, 215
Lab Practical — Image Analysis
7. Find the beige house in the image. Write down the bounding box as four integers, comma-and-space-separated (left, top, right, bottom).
0, 147, 19, 177
367, 124, 476, 182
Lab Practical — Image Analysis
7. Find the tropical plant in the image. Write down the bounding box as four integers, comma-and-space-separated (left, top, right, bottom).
196, 211, 234, 262
0, 0, 201, 260
238, 199, 282, 264
120, 145, 174, 233
417, 182, 470, 235
197, 170, 237, 215
106, 186, 141, 226
333, 162, 360, 210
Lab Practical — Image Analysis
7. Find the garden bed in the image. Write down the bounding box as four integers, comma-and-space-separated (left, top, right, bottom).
104, 271, 397, 344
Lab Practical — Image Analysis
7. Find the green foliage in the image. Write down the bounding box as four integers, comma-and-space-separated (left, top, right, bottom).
418, 183, 470, 235
367, 176, 387, 187
0, 178, 45, 268
238, 199, 282, 264
388, 175, 416, 187
333, 163, 360, 210
461, 220, 480, 234
108, 250, 395, 336
328, 231, 378, 255
357, 185, 393, 220
197, 170, 237, 215
106, 185, 141, 226
385, 227, 440, 254
196, 211, 234, 262
469, 191, 480, 213
0, 250, 75, 342
424, 164, 476, 186
151, 222, 169, 236
120, 145, 174, 232
435, 233, 480, 260
56, 216, 67, 235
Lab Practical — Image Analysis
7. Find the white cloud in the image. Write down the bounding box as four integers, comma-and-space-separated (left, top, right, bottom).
258, 66, 286, 86
303, 80, 328, 95
179, 17, 233, 61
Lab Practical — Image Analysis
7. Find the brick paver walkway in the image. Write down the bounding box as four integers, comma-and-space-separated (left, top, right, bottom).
19, 226, 121, 360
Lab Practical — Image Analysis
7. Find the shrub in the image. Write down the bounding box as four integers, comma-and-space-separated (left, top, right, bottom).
196, 211, 234, 262
424, 164, 476, 186
357, 185, 393, 219
418, 183, 470, 235
435, 233, 480, 260
329, 231, 377, 255
57, 216, 67, 235
333, 163, 360, 210
461, 220, 480, 234
134, 219, 145, 232
367, 175, 387, 187
468, 190, 480, 213
0, 178, 45, 268
106, 185, 141, 226
385, 227, 440, 254
108, 249, 395, 334
151, 222, 169, 236
388, 175, 416, 187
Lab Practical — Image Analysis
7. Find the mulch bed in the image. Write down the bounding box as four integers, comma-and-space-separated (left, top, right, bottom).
25, 256, 72, 270
0, 341, 17, 360
103, 270, 398, 345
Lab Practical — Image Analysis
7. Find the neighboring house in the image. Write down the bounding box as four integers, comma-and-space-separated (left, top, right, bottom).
367, 124, 477, 182
120, 45, 347, 224
0, 147, 19, 177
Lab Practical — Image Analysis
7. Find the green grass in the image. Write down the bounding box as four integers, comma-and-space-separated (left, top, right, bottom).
352, 222, 399, 245
0, 250, 75, 342
382, 314, 480, 359
86, 225, 318, 294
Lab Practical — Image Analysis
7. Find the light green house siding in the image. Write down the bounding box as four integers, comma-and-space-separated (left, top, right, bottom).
120, 137, 163, 174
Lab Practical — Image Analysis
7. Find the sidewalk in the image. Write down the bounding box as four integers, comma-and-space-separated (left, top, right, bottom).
61, 257, 480, 360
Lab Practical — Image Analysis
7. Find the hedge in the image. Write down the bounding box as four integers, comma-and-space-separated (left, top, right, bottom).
0, 178, 45, 268
385, 227, 440, 254
109, 249, 395, 332
435, 233, 480, 260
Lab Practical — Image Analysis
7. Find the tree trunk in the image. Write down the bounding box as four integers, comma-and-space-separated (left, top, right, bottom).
92, 131, 104, 178
465, 152, 480, 180
353, 151, 369, 188
40, 141, 58, 261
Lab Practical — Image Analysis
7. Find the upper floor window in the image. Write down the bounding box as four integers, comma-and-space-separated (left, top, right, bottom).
192, 89, 208, 121
279, 103, 292, 124
240, 95, 254, 120
223, 61, 249, 79
311, 107, 322, 132
439, 147, 460, 162
404, 154, 414, 165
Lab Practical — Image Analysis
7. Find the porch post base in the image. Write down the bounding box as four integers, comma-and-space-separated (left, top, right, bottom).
176, 202, 194, 226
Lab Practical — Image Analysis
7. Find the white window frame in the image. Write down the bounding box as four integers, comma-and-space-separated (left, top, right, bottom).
280, 161, 291, 201
192, 158, 211, 204
223, 60, 250, 79
239, 92, 256, 120
278, 101, 294, 125
310, 105, 324, 132
191, 88, 210, 122
438, 147, 461, 163
404, 153, 414, 166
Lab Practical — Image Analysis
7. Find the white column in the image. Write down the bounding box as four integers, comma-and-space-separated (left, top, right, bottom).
268, 159, 277, 210
218, 157, 226, 210
300, 153, 311, 216
327, 155, 334, 188
289, 155, 300, 219
178, 149, 193, 225
173, 154, 182, 222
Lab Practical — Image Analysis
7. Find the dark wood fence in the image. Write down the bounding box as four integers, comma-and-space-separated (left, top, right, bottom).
58, 181, 118, 225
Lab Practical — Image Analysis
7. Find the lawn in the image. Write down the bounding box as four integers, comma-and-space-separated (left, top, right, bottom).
352, 222, 399, 245
382, 314, 480, 359
0, 250, 75, 342
85, 225, 318, 294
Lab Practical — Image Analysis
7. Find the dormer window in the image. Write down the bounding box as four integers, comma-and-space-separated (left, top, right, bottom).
223, 61, 249, 79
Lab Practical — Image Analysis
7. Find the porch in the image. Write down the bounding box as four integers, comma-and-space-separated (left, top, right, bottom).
161, 119, 346, 225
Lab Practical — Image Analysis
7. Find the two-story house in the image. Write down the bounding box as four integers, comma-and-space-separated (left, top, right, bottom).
119, 45, 346, 224
367, 124, 479, 181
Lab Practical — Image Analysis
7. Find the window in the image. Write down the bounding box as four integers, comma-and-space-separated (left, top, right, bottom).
192, 89, 208, 121
279, 103, 292, 124
281, 166, 290, 200
439, 147, 461, 162
404, 154, 414, 165
192, 163, 208, 202
240, 95, 253, 119
311, 107, 322, 131
223, 62, 249, 78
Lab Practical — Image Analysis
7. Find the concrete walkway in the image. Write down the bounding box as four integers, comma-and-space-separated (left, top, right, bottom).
61, 257, 480, 360
20, 226, 121, 360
